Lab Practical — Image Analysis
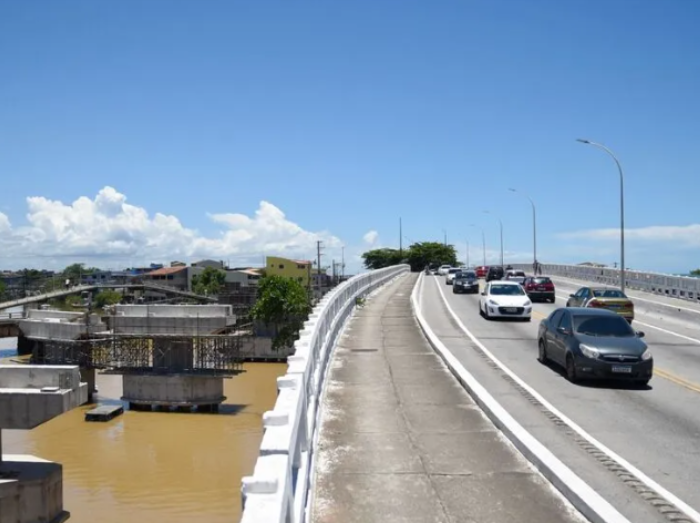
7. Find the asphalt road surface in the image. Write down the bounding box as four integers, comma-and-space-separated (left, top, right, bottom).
420, 274, 700, 523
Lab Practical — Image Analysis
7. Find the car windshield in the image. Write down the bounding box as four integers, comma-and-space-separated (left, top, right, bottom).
490, 284, 525, 296
458, 272, 477, 279
533, 277, 551, 284
574, 316, 634, 337
592, 289, 627, 298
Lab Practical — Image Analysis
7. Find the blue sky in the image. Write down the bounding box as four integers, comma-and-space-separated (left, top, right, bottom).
1, 0, 699, 273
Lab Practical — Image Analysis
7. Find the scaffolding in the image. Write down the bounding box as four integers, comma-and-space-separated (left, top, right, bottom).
33, 331, 250, 376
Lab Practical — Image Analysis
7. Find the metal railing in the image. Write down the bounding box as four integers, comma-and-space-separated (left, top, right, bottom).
508, 263, 700, 302
0, 311, 26, 321
239, 264, 410, 523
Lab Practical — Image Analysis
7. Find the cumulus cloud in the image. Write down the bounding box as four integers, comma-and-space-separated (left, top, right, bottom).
363, 230, 379, 246
0, 186, 344, 268
558, 224, 700, 248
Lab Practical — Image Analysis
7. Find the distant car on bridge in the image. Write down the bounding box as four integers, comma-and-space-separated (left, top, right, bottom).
453, 270, 479, 294
475, 266, 488, 278
566, 286, 634, 324
537, 307, 652, 386
479, 280, 532, 321
523, 276, 556, 303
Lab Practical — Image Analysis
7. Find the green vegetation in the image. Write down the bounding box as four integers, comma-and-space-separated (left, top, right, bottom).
690, 269, 700, 277
63, 263, 98, 281
362, 242, 458, 272
192, 267, 226, 296
94, 289, 122, 308
64, 295, 83, 308
0, 280, 6, 301
251, 275, 312, 351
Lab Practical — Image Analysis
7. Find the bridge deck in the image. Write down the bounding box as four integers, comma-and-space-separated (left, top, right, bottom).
310, 274, 584, 523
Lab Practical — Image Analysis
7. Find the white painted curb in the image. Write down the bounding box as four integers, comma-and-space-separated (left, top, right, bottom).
410, 273, 631, 523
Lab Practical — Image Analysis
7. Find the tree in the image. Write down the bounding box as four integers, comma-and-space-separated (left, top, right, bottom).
405, 241, 458, 272
62, 263, 98, 283
361, 248, 404, 270
690, 268, 700, 277
94, 289, 122, 308
0, 280, 6, 301
192, 267, 226, 296
251, 275, 312, 351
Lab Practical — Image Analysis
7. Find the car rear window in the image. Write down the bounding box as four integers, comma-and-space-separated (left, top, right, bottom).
448, 268, 461, 274
533, 277, 552, 284
592, 289, 627, 298
458, 271, 477, 278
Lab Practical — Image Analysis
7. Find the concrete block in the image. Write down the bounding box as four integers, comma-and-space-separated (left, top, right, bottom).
121, 374, 225, 406
0, 455, 67, 523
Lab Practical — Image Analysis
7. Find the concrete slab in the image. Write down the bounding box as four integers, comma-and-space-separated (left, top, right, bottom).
311, 273, 585, 523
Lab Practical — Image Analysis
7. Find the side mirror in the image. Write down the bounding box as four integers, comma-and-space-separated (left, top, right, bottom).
569, 294, 576, 298
557, 326, 571, 336
636, 331, 645, 338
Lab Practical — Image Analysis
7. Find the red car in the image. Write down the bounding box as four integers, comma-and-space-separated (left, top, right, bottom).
475, 266, 488, 278
523, 276, 556, 303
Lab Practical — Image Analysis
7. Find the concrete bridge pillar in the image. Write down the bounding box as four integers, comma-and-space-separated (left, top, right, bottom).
80, 367, 96, 403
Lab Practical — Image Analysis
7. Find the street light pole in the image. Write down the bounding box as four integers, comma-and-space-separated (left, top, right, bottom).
576, 138, 626, 293
466, 240, 470, 268
443, 229, 447, 247
483, 211, 504, 267
509, 188, 537, 272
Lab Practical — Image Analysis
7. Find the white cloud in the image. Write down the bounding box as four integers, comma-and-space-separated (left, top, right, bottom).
558, 224, 700, 248
363, 230, 379, 246
0, 186, 345, 269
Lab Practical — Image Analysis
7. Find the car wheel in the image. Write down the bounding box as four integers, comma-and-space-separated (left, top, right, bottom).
538, 339, 548, 363
566, 355, 578, 383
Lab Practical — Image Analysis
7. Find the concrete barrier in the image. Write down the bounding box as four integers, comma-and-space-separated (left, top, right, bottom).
239, 264, 410, 523
509, 263, 700, 303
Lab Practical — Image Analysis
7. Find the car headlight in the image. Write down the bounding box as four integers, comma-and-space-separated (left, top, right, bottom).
641, 349, 652, 361
488, 299, 499, 306
523, 301, 532, 307
579, 343, 600, 359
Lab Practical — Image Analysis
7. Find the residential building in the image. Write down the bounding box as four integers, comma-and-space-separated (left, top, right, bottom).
265, 256, 312, 287
143, 266, 204, 292
192, 259, 225, 269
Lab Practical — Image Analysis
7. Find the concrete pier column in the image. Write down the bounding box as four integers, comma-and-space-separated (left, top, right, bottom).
80, 368, 96, 403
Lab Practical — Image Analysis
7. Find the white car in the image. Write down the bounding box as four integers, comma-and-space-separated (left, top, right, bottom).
437, 265, 452, 276
445, 268, 462, 285
479, 280, 532, 321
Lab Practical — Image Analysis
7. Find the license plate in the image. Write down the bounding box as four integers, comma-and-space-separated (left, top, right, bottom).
504, 307, 517, 313
537, 286, 546, 290
607, 305, 620, 309
611, 365, 632, 373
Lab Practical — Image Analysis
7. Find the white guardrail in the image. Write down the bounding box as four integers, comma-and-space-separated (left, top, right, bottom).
508, 263, 700, 302
239, 263, 410, 523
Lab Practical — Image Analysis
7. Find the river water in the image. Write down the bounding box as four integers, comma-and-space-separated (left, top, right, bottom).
1, 356, 286, 522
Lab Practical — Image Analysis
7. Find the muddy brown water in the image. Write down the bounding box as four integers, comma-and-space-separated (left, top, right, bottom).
2, 362, 286, 522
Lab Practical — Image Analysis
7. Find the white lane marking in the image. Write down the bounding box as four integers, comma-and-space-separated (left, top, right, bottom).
554, 293, 700, 346
410, 275, 629, 523
433, 277, 700, 523
552, 277, 700, 315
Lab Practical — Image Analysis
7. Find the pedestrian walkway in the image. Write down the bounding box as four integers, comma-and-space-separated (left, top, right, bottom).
310, 273, 584, 523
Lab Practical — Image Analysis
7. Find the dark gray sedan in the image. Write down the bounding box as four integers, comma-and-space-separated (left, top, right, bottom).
453, 271, 479, 294
537, 308, 653, 386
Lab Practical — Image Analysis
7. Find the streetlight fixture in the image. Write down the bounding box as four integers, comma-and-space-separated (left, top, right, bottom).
576, 138, 626, 292
468, 224, 486, 266
483, 211, 504, 267
509, 188, 537, 273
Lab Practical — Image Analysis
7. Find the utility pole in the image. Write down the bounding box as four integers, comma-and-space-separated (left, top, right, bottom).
316, 240, 324, 294
466, 240, 470, 268
399, 217, 403, 259
341, 246, 345, 279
